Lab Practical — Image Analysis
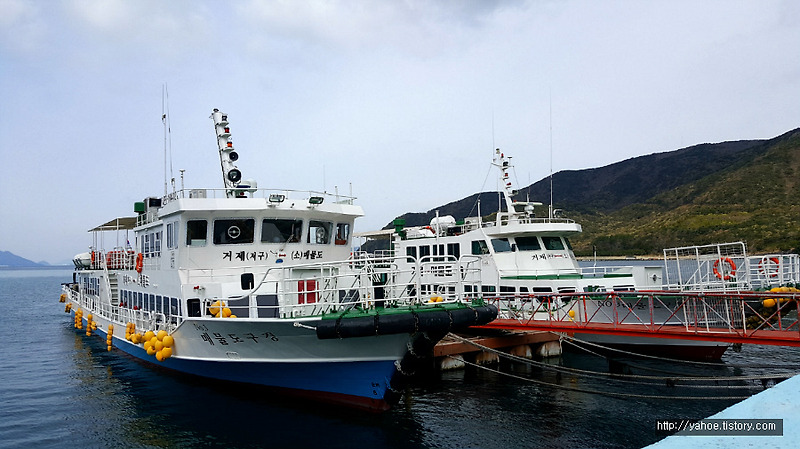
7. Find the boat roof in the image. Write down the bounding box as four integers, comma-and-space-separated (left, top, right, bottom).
89, 217, 138, 232
354, 229, 394, 239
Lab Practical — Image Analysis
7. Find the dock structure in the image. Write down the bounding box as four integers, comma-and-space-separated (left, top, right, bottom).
477, 290, 800, 348
645, 374, 799, 448
434, 331, 560, 358
432, 330, 562, 370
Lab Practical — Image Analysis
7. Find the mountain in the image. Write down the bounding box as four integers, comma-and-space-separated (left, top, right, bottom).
0, 251, 44, 267
383, 127, 800, 256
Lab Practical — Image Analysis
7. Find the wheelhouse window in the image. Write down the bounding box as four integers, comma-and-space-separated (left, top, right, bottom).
406, 246, 417, 263
542, 236, 565, 250
166, 222, 179, 249
447, 243, 460, 260
515, 236, 541, 251
213, 218, 255, 245
471, 240, 489, 255
418, 245, 431, 260
261, 218, 302, 243
141, 229, 162, 258
491, 238, 513, 253
335, 223, 351, 246
432, 244, 445, 261
307, 220, 332, 245
186, 220, 208, 246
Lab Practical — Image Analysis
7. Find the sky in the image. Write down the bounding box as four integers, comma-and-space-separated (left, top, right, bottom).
1, 0, 798, 264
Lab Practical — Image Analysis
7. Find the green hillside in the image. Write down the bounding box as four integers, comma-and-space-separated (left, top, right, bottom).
386, 127, 800, 256
571, 128, 800, 255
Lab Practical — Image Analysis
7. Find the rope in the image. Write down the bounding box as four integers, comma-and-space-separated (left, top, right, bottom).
446, 333, 796, 384
561, 333, 800, 370
454, 356, 751, 401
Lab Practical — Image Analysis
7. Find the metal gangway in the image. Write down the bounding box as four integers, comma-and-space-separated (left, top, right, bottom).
479, 290, 800, 347
478, 243, 800, 347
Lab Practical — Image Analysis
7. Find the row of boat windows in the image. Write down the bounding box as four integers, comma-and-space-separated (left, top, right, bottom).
120, 290, 182, 317
185, 218, 351, 247
478, 236, 573, 254
405, 236, 572, 261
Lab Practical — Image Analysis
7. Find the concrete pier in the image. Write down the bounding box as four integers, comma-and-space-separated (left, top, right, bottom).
646, 374, 800, 448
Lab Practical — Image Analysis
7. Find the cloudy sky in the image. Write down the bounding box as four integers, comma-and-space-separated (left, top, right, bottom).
1, 0, 798, 264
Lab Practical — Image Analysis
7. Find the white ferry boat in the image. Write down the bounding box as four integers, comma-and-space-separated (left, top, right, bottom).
60, 109, 496, 411
358, 149, 798, 360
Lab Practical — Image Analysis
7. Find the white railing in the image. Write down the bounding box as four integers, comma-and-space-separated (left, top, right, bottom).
63, 285, 173, 333
190, 254, 483, 320
663, 242, 800, 292
161, 187, 356, 206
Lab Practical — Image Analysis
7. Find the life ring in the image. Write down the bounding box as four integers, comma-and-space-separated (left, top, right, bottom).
758, 256, 780, 278
135, 253, 144, 273
712, 257, 736, 281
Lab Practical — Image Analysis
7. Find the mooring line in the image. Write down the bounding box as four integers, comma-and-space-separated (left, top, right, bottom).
454, 356, 752, 401
560, 333, 800, 369
445, 333, 795, 386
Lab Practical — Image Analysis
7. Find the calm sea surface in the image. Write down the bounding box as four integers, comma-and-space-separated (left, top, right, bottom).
1, 267, 798, 449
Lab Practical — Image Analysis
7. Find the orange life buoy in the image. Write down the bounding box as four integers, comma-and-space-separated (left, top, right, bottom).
713, 257, 737, 281
135, 253, 144, 273
758, 256, 780, 278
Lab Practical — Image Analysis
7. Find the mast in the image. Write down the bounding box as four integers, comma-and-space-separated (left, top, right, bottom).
491, 148, 517, 214
210, 109, 243, 198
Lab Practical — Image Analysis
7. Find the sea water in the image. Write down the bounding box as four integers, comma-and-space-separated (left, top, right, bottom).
1, 267, 798, 449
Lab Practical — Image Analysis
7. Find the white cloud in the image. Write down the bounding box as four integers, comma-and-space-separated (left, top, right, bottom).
0, 0, 46, 54
0, 0, 798, 263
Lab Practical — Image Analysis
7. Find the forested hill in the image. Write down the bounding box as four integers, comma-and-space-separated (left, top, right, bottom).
385, 127, 800, 256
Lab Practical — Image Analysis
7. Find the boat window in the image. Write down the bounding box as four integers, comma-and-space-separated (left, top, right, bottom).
154, 232, 161, 256
447, 243, 460, 260
142, 230, 162, 258
471, 240, 489, 255
261, 218, 302, 243
515, 236, 541, 251
491, 238, 513, 253
542, 236, 565, 250
307, 220, 332, 245
335, 223, 351, 246
419, 245, 431, 259
406, 246, 417, 263
186, 220, 208, 246
214, 218, 255, 245
170, 297, 180, 317
564, 237, 574, 250
432, 244, 445, 261
166, 222, 179, 249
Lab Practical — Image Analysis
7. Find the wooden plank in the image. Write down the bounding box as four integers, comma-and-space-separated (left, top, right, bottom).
433, 331, 560, 357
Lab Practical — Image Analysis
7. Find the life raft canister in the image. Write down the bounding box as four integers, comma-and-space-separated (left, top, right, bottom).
713, 257, 737, 281
135, 253, 144, 273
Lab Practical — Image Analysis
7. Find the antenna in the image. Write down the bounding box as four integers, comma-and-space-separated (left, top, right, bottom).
162, 84, 175, 196
162, 85, 168, 197
548, 90, 554, 220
